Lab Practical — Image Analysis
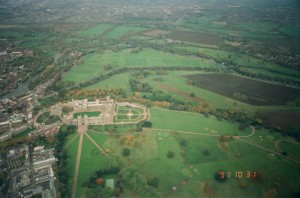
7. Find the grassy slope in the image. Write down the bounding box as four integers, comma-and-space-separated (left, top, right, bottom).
76, 134, 110, 198
78, 24, 113, 36
63, 49, 217, 83
84, 72, 130, 90
141, 71, 250, 108
150, 108, 252, 136
106, 25, 147, 39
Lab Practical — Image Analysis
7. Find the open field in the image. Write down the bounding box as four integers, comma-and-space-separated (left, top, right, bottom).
105, 25, 147, 39
84, 72, 130, 91
65, 106, 300, 197
259, 111, 300, 131
141, 71, 251, 108
169, 31, 223, 45
176, 46, 299, 79
186, 73, 300, 106
150, 108, 252, 136
75, 134, 110, 198
63, 49, 217, 83
78, 24, 113, 36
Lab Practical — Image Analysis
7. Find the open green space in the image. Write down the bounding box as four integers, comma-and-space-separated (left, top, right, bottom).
63, 49, 217, 83
150, 108, 252, 136
78, 24, 113, 36
84, 72, 130, 91
141, 71, 251, 108
105, 25, 147, 39
73, 111, 101, 119
76, 135, 111, 198
276, 141, 300, 159
65, 134, 80, 194
177, 46, 299, 78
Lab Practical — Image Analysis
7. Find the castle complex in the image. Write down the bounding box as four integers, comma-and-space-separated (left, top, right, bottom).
50, 97, 117, 126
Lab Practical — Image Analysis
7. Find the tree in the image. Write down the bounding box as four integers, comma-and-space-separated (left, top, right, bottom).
202, 149, 210, 157
141, 121, 152, 128
167, 150, 174, 158
189, 93, 195, 97
122, 148, 131, 157
96, 178, 104, 185
147, 177, 159, 187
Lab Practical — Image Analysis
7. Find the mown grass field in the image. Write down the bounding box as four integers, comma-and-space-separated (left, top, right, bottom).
84, 72, 130, 91
63, 49, 217, 83
76, 134, 111, 198
176, 46, 299, 80
78, 24, 113, 36
150, 108, 252, 136
65, 134, 80, 195
105, 25, 147, 39
73, 111, 101, 119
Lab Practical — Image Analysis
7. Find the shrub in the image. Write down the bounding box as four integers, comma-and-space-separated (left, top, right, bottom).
122, 148, 130, 157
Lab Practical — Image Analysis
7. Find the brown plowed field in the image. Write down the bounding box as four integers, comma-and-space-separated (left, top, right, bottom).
261, 111, 300, 131
186, 73, 300, 106
169, 31, 223, 45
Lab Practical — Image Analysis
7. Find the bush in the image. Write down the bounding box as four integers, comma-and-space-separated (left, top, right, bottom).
167, 150, 174, 158
141, 121, 152, 128
202, 149, 210, 157
122, 148, 130, 157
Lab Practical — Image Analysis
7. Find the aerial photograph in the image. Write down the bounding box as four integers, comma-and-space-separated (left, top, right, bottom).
0, 0, 299, 197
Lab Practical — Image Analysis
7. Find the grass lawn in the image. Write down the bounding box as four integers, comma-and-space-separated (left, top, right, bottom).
150, 108, 252, 136
63, 49, 218, 83
76, 135, 111, 198
73, 111, 101, 119
66, 134, 80, 194
84, 72, 130, 91
177, 46, 298, 77
105, 25, 147, 39
78, 24, 113, 36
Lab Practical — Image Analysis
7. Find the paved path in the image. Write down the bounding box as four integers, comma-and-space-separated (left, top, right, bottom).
85, 133, 111, 159
71, 133, 84, 198
64, 134, 79, 149
149, 126, 255, 138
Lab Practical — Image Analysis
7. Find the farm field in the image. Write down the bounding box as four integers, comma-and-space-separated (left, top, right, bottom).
141, 71, 251, 108
186, 73, 300, 106
169, 31, 224, 46
63, 49, 217, 83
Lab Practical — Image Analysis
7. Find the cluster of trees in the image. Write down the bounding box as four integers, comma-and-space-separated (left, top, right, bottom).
235, 67, 300, 88
130, 79, 153, 93
55, 125, 76, 198
119, 165, 162, 197
82, 167, 123, 197
66, 88, 125, 99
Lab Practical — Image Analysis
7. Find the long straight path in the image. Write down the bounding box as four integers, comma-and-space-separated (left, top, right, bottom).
71, 133, 84, 198
85, 133, 111, 159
